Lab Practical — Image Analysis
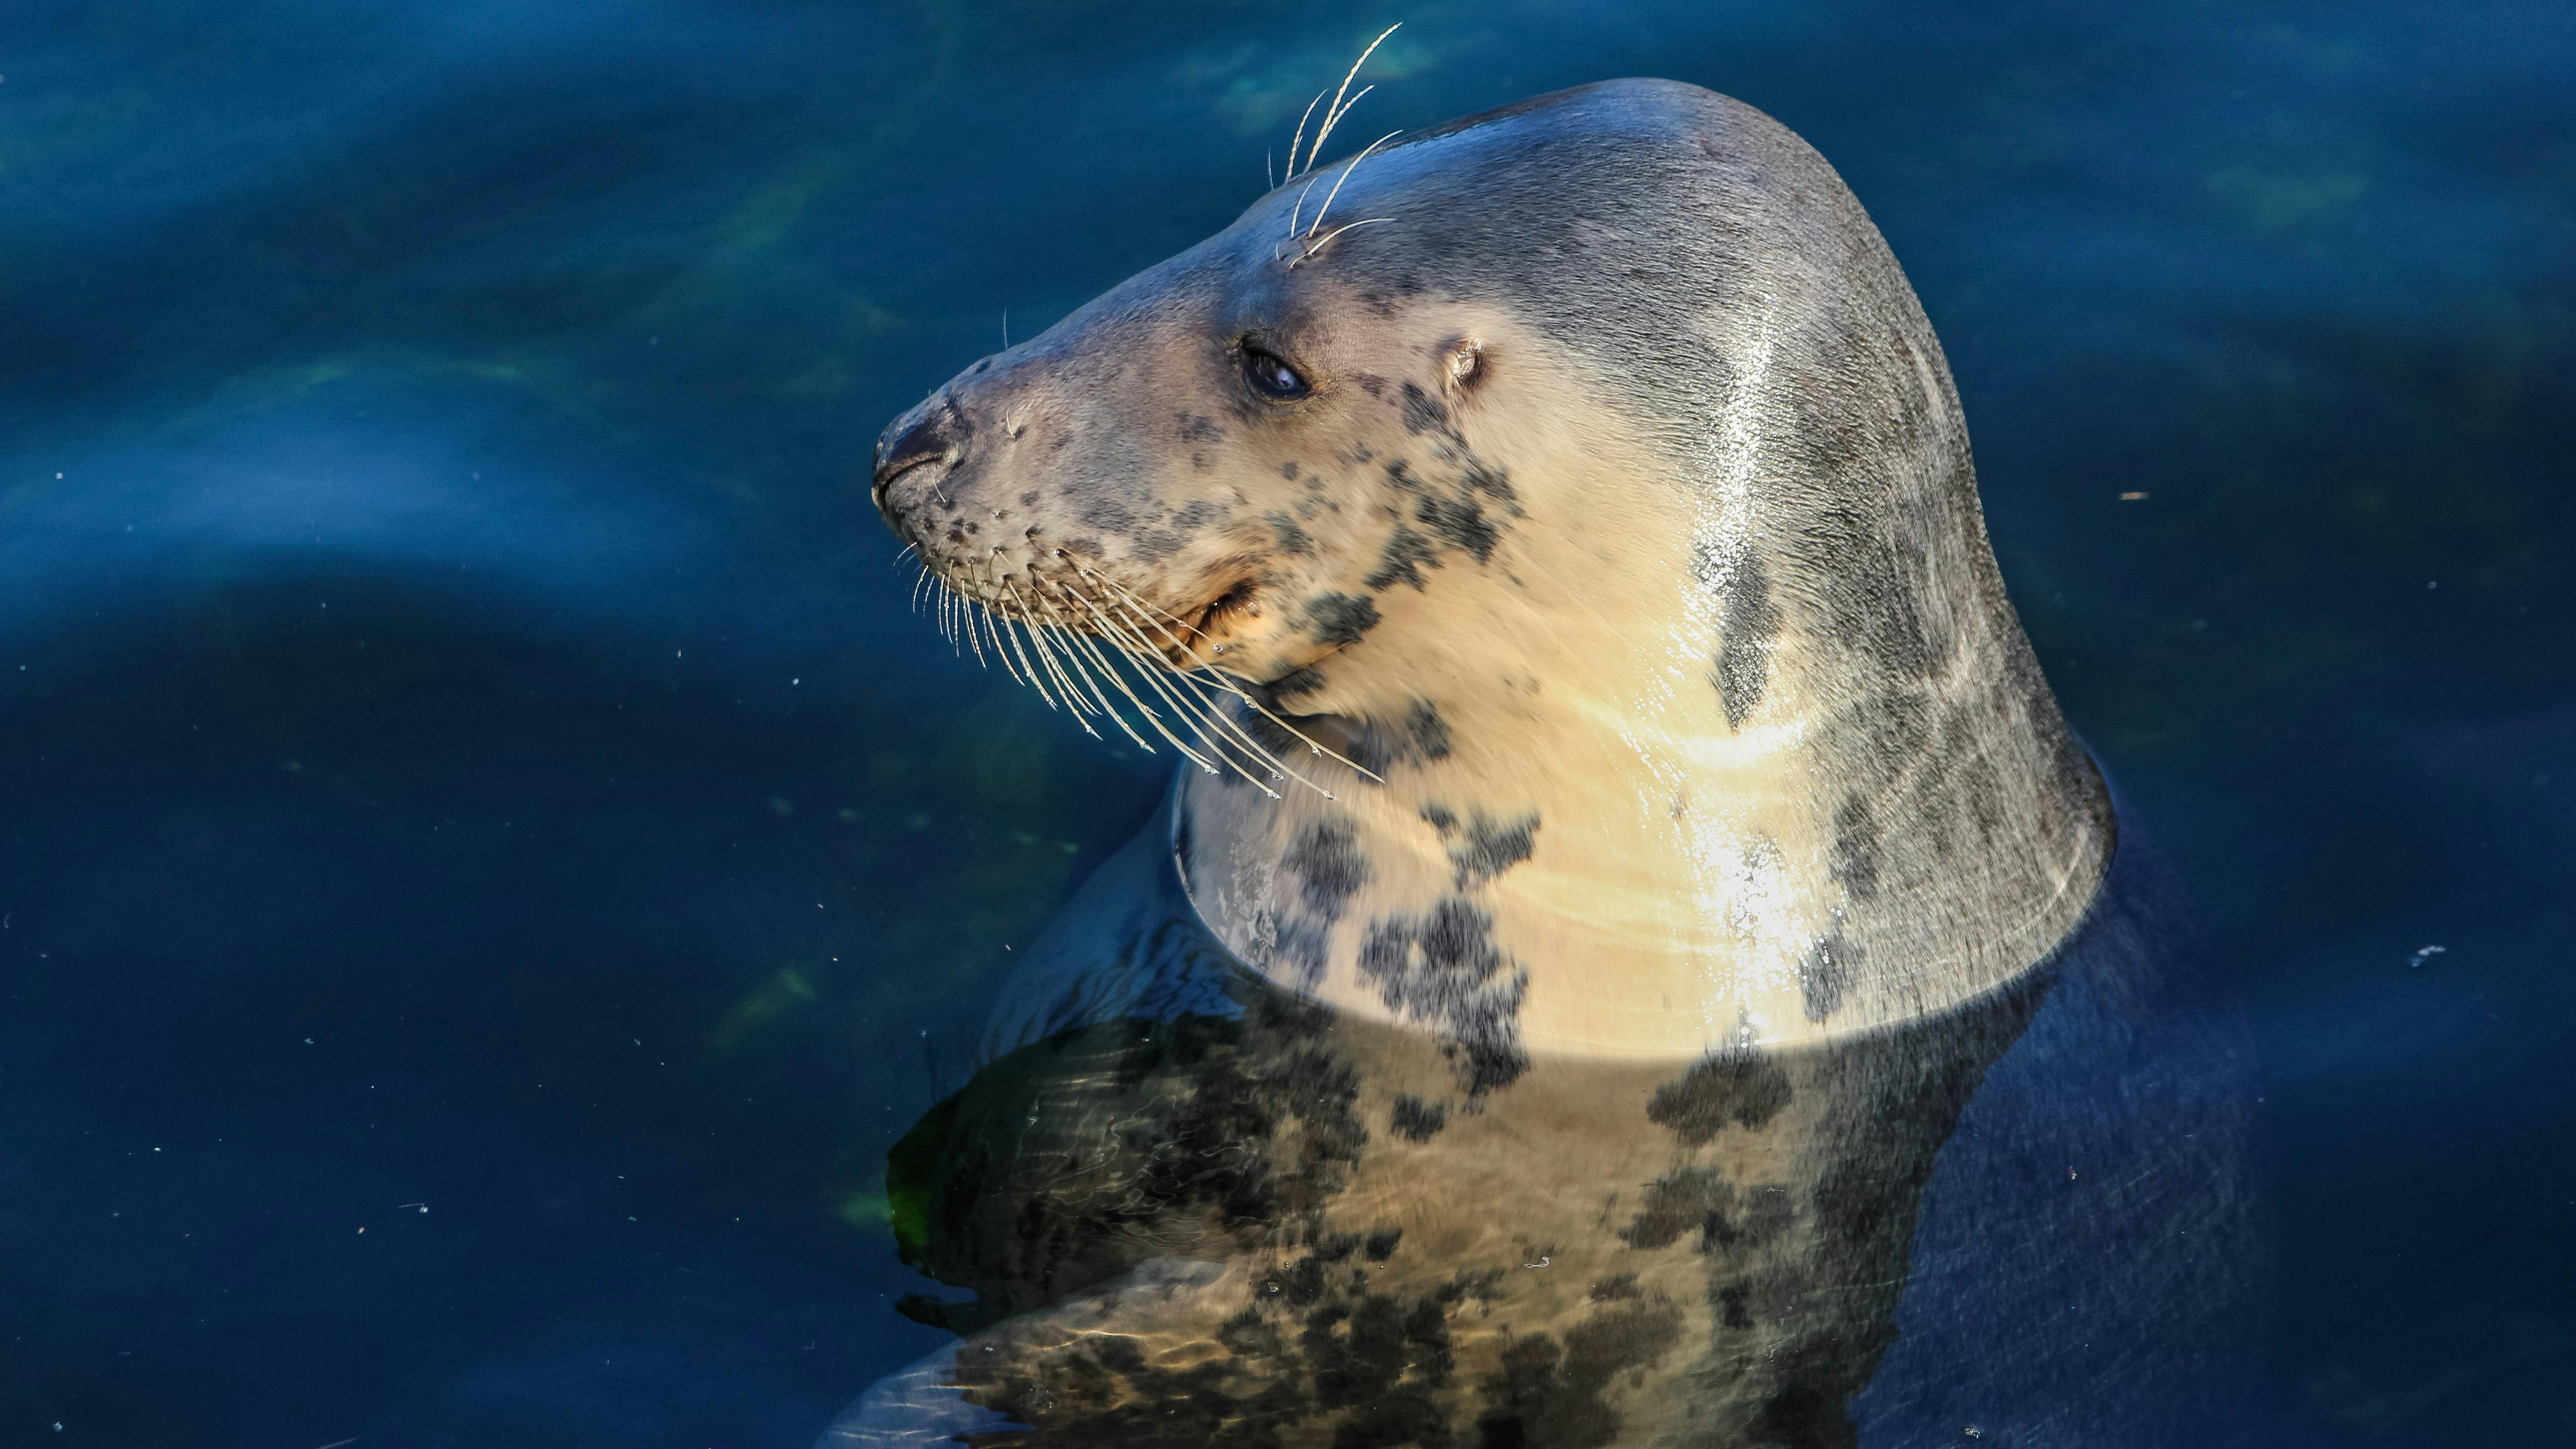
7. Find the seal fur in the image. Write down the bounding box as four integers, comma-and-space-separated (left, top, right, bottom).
873, 78, 2110, 1061
844, 77, 2265, 1449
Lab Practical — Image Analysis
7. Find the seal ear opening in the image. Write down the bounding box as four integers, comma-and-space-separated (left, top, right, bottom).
1439, 337, 1488, 402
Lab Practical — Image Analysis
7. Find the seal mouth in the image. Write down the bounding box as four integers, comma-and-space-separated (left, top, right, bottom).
870, 455, 940, 507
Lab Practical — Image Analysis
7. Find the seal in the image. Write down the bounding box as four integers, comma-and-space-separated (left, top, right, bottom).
848, 76, 2264, 1449
872, 76, 2110, 1068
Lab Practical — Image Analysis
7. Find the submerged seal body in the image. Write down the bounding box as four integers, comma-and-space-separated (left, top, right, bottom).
849, 79, 2264, 1446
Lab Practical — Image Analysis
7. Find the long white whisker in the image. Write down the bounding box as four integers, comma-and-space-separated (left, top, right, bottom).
1073, 591, 1235, 777
1285, 88, 1327, 181
1072, 582, 1314, 796
1324, 84, 1374, 140
995, 609, 1059, 711
1292, 218, 1395, 268
1168, 666, 1334, 798
959, 596, 990, 670
1037, 592, 1159, 753
1115, 631, 1281, 797
1060, 587, 1227, 771
1009, 584, 1104, 735
1306, 131, 1400, 239
1072, 562, 1380, 784
1011, 587, 1091, 712
1306, 24, 1399, 175
979, 601, 1027, 686
1289, 172, 1323, 240
1037, 634, 1104, 736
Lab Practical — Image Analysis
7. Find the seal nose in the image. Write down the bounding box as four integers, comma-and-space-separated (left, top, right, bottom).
872, 399, 966, 504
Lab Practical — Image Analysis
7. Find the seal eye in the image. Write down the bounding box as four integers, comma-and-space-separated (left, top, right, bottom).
1242, 346, 1310, 401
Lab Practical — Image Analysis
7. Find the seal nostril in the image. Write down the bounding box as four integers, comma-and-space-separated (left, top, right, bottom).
872, 400, 969, 498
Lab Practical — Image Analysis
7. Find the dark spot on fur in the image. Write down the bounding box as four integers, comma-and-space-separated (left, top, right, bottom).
1404, 698, 1453, 760
1281, 460, 1301, 480
1303, 592, 1381, 647
1284, 819, 1370, 923
1172, 499, 1226, 532
1366, 524, 1441, 591
1471, 1289, 1684, 1449
1455, 450, 1517, 507
1713, 552, 1783, 730
1617, 1166, 1728, 1251
1414, 491, 1498, 563
1829, 794, 1882, 900
1619, 1169, 1791, 1255
1269, 665, 1328, 702
1718, 1283, 1754, 1329
1447, 810, 1537, 889
1018, 490, 1039, 507
1400, 381, 1449, 434
1365, 1227, 1403, 1261
1355, 373, 1386, 398
1178, 412, 1223, 444
1419, 802, 1457, 835
1645, 1044, 1793, 1144
1357, 897, 1529, 1094
1588, 1275, 1638, 1302
1797, 930, 1861, 1023
894, 996, 1369, 1346
1389, 1094, 1448, 1141
1267, 511, 1315, 556
1077, 497, 1137, 533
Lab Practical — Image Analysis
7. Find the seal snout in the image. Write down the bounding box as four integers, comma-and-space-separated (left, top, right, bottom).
871, 396, 969, 508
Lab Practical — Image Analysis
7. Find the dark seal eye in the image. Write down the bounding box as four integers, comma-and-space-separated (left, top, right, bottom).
1242, 346, 1310, 401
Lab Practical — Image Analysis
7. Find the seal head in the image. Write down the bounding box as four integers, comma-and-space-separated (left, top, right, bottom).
875, 78, 2111, 1061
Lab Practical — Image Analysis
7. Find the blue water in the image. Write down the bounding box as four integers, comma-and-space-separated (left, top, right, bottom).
3, 1, 2571, 1444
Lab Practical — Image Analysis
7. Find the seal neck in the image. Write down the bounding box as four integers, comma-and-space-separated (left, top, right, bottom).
1172, 386, 2111, 1063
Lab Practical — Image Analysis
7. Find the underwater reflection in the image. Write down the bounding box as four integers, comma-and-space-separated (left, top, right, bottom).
824, 789, 2264, 1448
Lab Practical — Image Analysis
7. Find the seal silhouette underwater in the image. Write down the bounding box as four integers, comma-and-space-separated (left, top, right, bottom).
838, 74, 2269, 1449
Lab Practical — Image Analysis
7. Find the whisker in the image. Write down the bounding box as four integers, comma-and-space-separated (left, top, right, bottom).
1077, 590, 1246, 781
959, 595, 990, 670
1165, 662, 1323, 797
995, 608, 1059, 711
1035, 591, 1160, 753
1285, 87, 1327, 182
1305, 132, 1401, 240
1289, 171, 1324, 240
1058, 586, 1227, 772
1008, 583, 1104, 735
1071, 562, 1380, 784
1072, 582, 1322, 796
1291, 217, 1394, 268
979, 601, 1028, 687
1306, 25, 1400, 176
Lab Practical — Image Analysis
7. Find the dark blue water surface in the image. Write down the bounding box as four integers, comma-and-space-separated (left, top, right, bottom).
4, 1, 2572, 1445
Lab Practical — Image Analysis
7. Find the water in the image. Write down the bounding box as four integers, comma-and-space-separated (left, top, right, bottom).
2, 1, 2571, 1444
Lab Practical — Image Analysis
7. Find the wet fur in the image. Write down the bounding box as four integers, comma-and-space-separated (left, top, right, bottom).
878, 79, 2107, 1057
